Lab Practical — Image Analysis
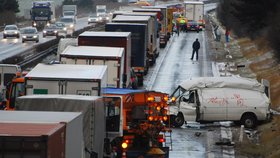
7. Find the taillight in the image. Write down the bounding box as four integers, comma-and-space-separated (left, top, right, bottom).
158, 135, 165, 143
147, 96, 155, 102
121, 142, 128, 149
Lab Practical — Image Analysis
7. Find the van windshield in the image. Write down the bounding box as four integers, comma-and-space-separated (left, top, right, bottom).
170, 86, 186, 99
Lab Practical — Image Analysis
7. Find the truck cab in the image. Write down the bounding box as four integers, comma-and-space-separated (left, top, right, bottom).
30, 1, 54, 30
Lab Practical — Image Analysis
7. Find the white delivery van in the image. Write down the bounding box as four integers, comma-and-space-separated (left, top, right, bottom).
168, 76, 272, 128
60, 45, 125, 88
25, 63, 107, 96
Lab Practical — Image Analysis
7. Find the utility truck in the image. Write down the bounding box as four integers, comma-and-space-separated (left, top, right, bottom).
5, 63, 107, 110
78, 31, 138, 89
15, 95, 106, 158
168, 77, 272, 128
103, 88, 170, 158
60, 45, 125, 88
184, 1, 205, 29
30, 1, 55, 30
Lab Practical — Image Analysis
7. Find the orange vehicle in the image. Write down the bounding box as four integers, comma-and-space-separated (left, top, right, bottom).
103, 88, 170, 158
4, 76, 25, 110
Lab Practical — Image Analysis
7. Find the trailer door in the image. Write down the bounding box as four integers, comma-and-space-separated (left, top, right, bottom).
94, 59, 120, 88
65, 81, 100, 96
26, 80, 60, 95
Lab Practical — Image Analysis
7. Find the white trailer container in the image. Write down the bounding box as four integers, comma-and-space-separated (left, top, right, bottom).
60, 46, 125, 88
15, 95, 106, 158
169, 77, 272, 128
184, 1, 204, 26
57, 38, 78, 58
96, 5, 107, 17
24, 63, 107, 96
0, 111, 83, 158
112, 15, 156, 65
78, 31, 133, 88
62, 5, 77, 23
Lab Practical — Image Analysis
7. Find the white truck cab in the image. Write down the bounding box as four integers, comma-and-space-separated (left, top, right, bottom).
168, 77, 272, 128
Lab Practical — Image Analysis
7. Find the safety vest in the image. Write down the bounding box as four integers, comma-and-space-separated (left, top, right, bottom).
180, 19, 185, 24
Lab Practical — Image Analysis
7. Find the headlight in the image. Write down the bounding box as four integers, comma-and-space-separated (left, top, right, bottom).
33, 23, 37, 27
106, 17, 109, 20
22, 36, 27, 38
99, 17, 102, 20
33, 35, 38, 38
43, 30, 47, 33
70, 24, 74, 28
54, 30, 57, 33
4, 31, 7, 34
14, 31, 18, 34
63, 27, 67, 31
88, 19, 90, 22
47, 23, 50, 26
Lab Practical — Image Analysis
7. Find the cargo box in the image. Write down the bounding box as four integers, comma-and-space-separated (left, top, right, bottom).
0, 122, 66, 158
0, 111, 83, 158
15, 95, 106, 158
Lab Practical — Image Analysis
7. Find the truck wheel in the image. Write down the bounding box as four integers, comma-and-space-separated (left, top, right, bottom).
241, 114, 257, 128
174, 113, 185, 127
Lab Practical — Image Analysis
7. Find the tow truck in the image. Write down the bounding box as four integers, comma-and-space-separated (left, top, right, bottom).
103, 88, 171, 158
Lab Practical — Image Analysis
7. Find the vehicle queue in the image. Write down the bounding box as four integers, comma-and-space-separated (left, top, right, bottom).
0, 1, 272, 158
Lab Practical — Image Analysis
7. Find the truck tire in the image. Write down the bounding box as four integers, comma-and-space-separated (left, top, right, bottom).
173, 113, 184, 127
241, 113, 257, 128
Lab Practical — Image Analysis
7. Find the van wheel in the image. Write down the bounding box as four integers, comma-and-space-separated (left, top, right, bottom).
174, 113, 185, 127
241, 114, 257, 128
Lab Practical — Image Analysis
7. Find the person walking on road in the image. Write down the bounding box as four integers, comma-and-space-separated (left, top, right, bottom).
191, 38, 200, 61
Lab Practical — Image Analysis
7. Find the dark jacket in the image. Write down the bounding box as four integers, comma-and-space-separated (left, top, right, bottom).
192, 40, 200, 50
